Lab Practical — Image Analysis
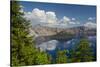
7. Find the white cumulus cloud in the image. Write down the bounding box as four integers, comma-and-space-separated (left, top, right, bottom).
24, 8, 57, 26
59, 16, 71, 25
46, 12, 57, 24
71, 18, 76, 21
24, 8, 80, 27
84, 21, 96, 28
59, 16, 80, 25
88, 17, 95, 21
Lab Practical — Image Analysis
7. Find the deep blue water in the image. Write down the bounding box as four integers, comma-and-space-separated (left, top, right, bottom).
46, 36, 96, 62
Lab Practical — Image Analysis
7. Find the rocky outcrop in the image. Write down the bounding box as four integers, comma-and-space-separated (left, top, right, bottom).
32, 24, 80, 36
30, 24, 96, 44
30, 25, 95, 45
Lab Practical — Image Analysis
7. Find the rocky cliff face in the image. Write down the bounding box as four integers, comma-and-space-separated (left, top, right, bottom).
32, 24, 83, 36
32, 24, 96, 37
30, 24, 96, 45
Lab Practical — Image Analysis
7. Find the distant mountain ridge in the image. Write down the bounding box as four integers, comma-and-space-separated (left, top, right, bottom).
32, 24, 96, 37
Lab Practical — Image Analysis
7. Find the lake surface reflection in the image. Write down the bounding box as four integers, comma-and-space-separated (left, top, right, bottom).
35, 35, 96, 62
37, 36, 96, 51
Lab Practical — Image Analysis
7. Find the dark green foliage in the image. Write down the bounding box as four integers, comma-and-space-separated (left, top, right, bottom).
69, 38, 94, 62
56, 49, 68, 63
11, 1, 36, 66
11, 1, 51, 66
35, 51, 51, 65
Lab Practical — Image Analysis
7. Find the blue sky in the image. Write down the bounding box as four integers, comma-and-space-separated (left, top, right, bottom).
19, 1, 96, 28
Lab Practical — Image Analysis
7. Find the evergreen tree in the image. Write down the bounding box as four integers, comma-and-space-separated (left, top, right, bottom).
56, 49, 68, 63
11, 1, 36, 66
35, 51, 51, 65
70, 38, 94, 62
11, 1, 52, 66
